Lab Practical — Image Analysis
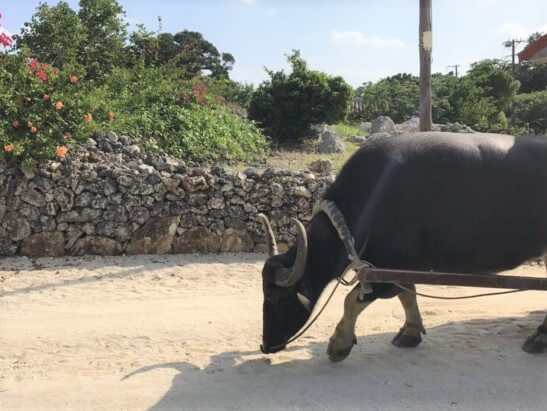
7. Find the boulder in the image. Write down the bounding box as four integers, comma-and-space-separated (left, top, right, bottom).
221, 228, 254, 252
318, 130, 345, 153
21, 232, 65, 257
125, 215, 180, 255
308, 159, 334, 175
366, 132, 392, 143
3, 212, 31, 241
371, 116, 395, 134
71, 236, 122, 256
347, 135, 366, 145
172, 227, 222, 253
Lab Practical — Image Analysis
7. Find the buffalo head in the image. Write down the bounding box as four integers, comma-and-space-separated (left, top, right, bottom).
258, 213, 313, 354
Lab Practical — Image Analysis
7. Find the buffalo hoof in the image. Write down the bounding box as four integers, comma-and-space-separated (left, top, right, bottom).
522, 327, 547, 354
327, 334, 357, 363
391, 323, 424, 348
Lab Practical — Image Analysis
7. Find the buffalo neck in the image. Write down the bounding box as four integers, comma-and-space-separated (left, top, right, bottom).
301, 213, 350, 306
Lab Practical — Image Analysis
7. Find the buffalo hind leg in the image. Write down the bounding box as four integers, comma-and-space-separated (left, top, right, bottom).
522, 256, 547, 353
392, 285, 426, 347
523, 315, 547, 353
327, 284, 373, 362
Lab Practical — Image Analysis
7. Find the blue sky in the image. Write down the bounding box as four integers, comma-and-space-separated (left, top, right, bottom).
1, 0, 546, 87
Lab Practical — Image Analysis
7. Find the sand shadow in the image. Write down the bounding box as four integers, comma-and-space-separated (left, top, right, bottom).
123, 312, 546, 410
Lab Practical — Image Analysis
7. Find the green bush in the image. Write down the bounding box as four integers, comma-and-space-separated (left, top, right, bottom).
248, 50, 353, 143
102, 64, 268, 161
353, 74, 419, 123
512, 90, 547, 133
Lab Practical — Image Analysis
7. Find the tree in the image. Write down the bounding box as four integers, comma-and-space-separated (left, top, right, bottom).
78, 0, 127, 78
355, 74, 420, 123
129, 30, 235, 78
15, 0, 127, 79
512, 63, 547, 94
14, 2, 87, 67
466, 59, 520, 112
526, 31, 544, 46
248, 50, 353, 142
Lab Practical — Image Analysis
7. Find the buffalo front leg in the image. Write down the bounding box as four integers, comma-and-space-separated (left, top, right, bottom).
327, 284, 373, 363
392, 285, 426, 348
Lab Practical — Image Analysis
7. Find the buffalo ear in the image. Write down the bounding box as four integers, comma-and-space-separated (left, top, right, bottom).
296, 292, 311, 312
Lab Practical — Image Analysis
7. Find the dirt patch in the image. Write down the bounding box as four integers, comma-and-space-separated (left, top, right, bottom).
1, 254, 545, 410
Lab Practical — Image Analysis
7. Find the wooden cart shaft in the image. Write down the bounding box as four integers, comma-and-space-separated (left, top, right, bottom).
358, 268, 547, 291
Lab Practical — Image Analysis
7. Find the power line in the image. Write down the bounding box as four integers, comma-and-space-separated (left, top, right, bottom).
446, 64, 460, 77
502, 39, 526, 70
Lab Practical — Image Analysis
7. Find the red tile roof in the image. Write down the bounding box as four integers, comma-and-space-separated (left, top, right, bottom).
518, 33, 547, 63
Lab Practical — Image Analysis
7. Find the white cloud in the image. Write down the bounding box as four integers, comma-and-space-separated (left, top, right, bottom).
330, 30, 404, 49
266, 7, 277, 16
499, 23, 547, 39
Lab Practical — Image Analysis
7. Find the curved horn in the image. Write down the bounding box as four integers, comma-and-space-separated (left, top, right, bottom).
274, 218, 308, 287
319, 200, 359, 259
258, 213, 278, 257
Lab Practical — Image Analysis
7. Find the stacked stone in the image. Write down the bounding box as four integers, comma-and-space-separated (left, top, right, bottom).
0, 132, 335, 257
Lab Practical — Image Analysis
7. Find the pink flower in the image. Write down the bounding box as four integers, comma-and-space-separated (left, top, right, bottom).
0, 32, 13, 48
29, 59, 39, 71
36, 71, 48, 82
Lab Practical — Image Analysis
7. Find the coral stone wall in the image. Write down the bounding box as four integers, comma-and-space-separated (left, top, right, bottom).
0, 132, 335, 257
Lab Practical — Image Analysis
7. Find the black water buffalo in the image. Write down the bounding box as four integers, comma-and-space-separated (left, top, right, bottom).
258, 132, 547, 362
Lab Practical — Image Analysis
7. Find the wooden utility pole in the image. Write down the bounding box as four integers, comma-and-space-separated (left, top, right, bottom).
419, 0, 432, 131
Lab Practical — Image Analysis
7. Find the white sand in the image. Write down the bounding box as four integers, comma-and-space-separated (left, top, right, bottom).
0, 254, 545, 410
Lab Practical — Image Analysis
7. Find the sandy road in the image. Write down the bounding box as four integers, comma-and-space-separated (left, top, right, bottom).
0, 254, 545, 410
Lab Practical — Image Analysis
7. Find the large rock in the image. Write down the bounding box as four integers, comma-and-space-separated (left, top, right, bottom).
318, 130, 345, 153
308, 159, 333, 175
125, 215, 180, 255
71, 236, 122, 256
3, 212, 31, 241
0, 238, 17, 256
366, 132, 392, 143
221, 228, 254, 252
172, 227, 222, 253
371, 116, 395, 134
21, 232, 65, 257
347, 135, 366, 145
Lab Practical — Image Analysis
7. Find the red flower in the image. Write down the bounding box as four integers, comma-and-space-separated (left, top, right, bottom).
4, 144, 13, 152
57, 146, 68, 157
64, 132, 72, 139
29, 59, 39, 72
43, 94, 50, 101
12, 120, 20, 128
84, 113, 93, 122
36, 71, 48, 82
41, 62, 48, 70
56, 101, 64, 110
70, 75, 78, 84
30, 126, 37, 134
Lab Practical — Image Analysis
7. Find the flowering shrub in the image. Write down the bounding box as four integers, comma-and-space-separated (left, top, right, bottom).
0, 56, 268, 163
0, 54, 108, 160
0, 12, 14, 48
